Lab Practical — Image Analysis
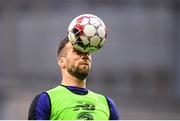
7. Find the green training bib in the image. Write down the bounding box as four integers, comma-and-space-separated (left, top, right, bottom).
47, 85, 110, 120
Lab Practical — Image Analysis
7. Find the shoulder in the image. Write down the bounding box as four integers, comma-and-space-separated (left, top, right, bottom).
105, 96, 120, 120
106, 96, 116, 106
28, 92, 51, 120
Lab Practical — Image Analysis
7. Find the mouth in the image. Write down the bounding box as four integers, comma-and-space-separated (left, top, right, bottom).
79, 62, 89, 66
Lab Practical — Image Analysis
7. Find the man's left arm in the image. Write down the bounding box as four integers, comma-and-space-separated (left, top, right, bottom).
106, 96, 120, 120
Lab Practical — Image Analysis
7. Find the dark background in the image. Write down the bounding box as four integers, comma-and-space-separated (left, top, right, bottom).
0, 0, 180, 119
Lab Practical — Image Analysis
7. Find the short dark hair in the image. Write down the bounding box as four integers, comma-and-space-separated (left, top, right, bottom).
57, 37, 69, 57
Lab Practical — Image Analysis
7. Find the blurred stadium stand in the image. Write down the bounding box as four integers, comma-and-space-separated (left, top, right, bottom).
0, 0, 180, 119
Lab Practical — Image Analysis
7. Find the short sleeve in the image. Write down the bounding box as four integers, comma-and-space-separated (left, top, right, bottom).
28, 92, 51, 120
106, 96, 120, 120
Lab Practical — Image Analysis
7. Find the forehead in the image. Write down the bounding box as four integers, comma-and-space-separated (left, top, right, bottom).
65, 42, 74, 51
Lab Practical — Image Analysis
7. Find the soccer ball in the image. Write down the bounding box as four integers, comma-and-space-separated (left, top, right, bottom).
68, 14, 107, 53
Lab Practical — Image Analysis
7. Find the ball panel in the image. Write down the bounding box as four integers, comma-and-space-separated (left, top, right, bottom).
89, 18, 100, 27
83, 25, 96, 37
90, 35, 101, 46
80, 18, 89, 25
80, 36, 89, 46
68, 32, 76, 44
99, 38, 106, 47
97, 26, 106, 38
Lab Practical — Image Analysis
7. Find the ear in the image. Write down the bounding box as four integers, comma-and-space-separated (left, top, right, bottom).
57, 57, 66, 69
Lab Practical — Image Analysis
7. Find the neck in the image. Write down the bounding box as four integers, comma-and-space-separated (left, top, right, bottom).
61, 71, 86, 88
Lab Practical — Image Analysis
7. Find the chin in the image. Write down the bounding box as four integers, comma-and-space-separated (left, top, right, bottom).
77, 67, 89, 75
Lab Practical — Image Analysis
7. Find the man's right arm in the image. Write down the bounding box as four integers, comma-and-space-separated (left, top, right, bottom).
28, 92, 51, 120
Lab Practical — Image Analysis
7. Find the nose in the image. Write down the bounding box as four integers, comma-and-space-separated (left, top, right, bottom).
82, 54, 89, 60
75, 49, 91, 61
80, 52, 91, 61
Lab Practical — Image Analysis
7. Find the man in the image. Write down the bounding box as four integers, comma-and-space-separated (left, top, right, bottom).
28, 37, 120, 120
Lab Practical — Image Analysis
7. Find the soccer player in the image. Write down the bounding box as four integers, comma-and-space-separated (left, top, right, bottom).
28, 37, 120, 120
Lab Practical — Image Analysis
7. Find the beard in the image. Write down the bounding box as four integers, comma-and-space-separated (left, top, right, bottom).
67, 63, 90, 81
